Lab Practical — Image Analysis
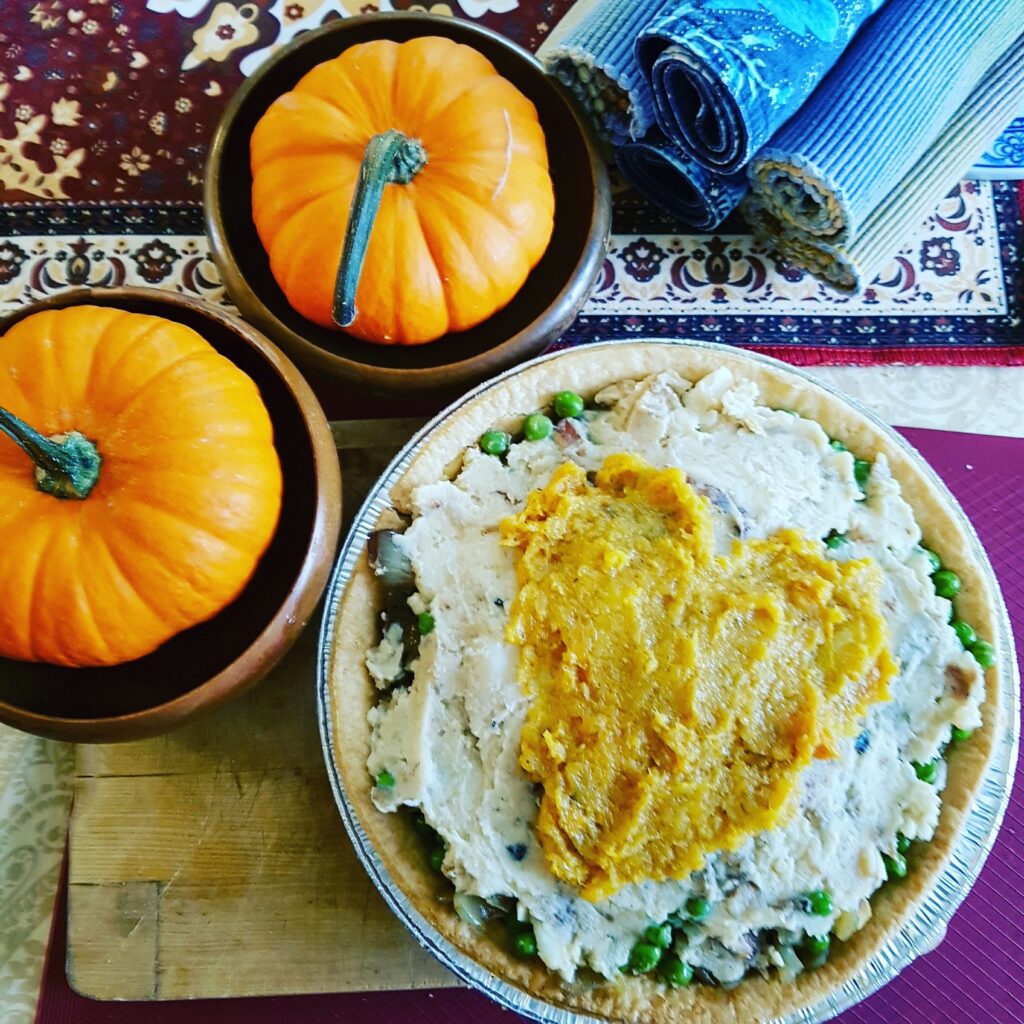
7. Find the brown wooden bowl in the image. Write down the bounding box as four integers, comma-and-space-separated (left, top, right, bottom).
204, 11, 610, 396
0, 287, 342, 743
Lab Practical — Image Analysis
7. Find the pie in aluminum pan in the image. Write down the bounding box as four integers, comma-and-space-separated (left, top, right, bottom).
323, 341, 1011, 1024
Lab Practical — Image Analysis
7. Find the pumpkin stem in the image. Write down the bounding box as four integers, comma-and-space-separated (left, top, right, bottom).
0, 405, 102, 500
333, 128, 428, 328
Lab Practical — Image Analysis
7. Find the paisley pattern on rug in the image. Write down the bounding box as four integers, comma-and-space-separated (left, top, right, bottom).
2, 180, 1019, 358
0, 0, 562, 203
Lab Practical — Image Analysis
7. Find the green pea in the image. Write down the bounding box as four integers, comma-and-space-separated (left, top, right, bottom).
882, 852, 908, 879
553, 390, 585, 419
626, 941, 663, 974
932, 569, 961, 599
896, 833, 911, 854
428, 845, 445, 872
417, 611, 435, 636
825, 532, 847, 550
642, 922, 673, 949
660, 956, 693, 988
523, 413, 553, 441
951, 726, 973, 744
803, 889, 833, 916
685, 896, 711, 922
970, 639, 995, 669
853, 458, 871, 490
914, 759, 939, 784
513, 927, 537, 958
952, 620, 977, 648
829, 438, 848, 452
802, 933, 830, 969
479, 430, 511, 457
375, 769, 395, 789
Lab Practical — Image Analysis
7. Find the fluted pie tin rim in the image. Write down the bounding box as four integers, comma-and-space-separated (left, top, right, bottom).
316, 338, 1019, 1024
204, 11, 611, 396
0, 286, 342, 743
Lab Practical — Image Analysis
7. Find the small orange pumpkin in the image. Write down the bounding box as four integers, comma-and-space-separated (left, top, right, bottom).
250, 36, 555, 345
0, 306, 283, 668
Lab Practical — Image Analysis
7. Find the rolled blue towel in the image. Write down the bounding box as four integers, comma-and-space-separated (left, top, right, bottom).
744, 31, 1024, 290
636, 0, 884, 173
750, 0, 1024, 243
539, 0, 668, 148
617, 133, 749, 230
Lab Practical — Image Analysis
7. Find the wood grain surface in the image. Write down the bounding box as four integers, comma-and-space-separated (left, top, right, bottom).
66, 425, 457, 1000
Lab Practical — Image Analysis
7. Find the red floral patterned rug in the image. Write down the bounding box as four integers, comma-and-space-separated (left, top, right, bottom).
1, 0, 1021, 365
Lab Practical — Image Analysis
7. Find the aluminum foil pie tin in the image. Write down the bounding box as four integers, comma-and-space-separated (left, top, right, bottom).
317, 339, 1020, 1024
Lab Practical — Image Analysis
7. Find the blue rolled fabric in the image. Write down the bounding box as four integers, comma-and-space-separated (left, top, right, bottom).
540, 0, 750, 229
636, 0, 884, 173
540, 0, 668, 148
750, 0, 1024, 243
617, 133, 749, 230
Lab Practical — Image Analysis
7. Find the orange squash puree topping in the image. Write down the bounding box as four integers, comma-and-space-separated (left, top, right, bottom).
501, 454, 897, 901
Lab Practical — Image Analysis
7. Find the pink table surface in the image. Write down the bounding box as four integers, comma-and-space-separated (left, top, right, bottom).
35, 427, 1023, 1024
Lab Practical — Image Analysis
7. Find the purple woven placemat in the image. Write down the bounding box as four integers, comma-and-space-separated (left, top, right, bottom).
36, 428, 1023, 1024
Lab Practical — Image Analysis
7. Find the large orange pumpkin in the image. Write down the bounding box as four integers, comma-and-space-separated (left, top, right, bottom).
250, 36, 555, 345
0, 306, 283, 668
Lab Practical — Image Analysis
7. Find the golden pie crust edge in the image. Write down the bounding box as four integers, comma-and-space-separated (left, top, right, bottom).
328, 342, 1005, 1024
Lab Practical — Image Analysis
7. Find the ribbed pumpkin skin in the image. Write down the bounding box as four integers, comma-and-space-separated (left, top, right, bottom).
250, 36, 555, 345
0, 306, 284, 668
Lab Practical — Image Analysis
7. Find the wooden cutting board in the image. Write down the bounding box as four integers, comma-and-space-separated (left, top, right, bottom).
66, 421, 460, 1000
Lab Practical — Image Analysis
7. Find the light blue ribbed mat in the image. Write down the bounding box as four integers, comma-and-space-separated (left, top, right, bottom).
541, 0, 666, 147
750, 0, 1024, 243
636, 0, 884, 173
745, 30, 1024, 289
